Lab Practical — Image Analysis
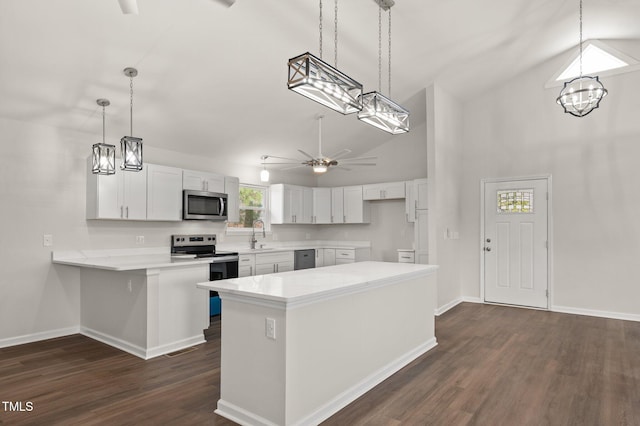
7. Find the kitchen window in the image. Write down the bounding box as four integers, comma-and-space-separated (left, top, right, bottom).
227, 184, 270, 232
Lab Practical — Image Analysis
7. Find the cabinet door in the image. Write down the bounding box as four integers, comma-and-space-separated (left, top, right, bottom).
405, 180, 415, 223
224, 176, 240, 223
288, 185, 303, 223
343, 185, 364, 223
301, 187, 314, 224
414, 178, 429, 210
331, 187, 344, 223
204, 173, 225, 193
239, 265, 254, 277
147, 164, 182, 221
313, 187, 332, 224
323, 248, 336, 266
315, 248, 324, 267
88, 168, 122, 219
362, 184, 383, 200
182, 170, 205, 191
383, 181, 406, 199
414, 208, 429, 264
336, 258, 355, 265
255, 263, 275, 275
122, 167, 147, 220
276, 261, 294, 273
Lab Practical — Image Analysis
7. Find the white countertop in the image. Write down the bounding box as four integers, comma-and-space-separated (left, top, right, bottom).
197, 261, 438, 305
51, 241, 371, 271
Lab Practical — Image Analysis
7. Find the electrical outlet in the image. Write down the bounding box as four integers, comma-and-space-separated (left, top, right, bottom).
135, 236, 145, 244
265, 318, 276, 340
43, 234, 53, 247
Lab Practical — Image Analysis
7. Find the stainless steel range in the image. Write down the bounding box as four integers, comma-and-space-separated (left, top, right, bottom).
171, 234, 239, 316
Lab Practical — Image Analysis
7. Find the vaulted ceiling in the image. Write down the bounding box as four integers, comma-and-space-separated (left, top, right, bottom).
1, 0, 639, 170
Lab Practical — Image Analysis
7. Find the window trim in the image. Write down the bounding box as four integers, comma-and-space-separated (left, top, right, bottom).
226, 183, 271, 234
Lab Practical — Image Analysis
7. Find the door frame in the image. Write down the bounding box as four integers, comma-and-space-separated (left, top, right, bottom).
479, 175, 554, 309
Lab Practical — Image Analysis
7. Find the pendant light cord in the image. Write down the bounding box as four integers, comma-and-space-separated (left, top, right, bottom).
319, 0, 323, 59
129, 76, 134, 137
334, 0, 338, 68
579, 0, 583, 77
378, 4, 382, 93
102, 104, 106, 144
388, 8, 392, 97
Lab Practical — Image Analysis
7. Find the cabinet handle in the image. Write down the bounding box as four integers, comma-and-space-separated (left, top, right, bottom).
120, 206, 123, 218
126, 206, 129, 218
401, 256, 411, 259
415, 200, 418, 209
331, 216, 334, 223
250, 266, 253, 276
343, 215, 346, 223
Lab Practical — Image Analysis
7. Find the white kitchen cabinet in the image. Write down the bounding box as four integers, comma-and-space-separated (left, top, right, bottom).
182, 169, 225, 193
362, 181, 406, 200
343, 185, 370, 223
405, 178, 428, 223
224, 176, 240, 223
146, 164, 183, 221
315, 248, 324, 267
330, 187, 344, 224
335, 249, 355, 265
414, 208, 429, 264
255, 251, 294, 274
322, 248, 336, 266
86, 158, 147, 220
312, 187, 332, 224
238, 254, 255, 277
270, 184, 312, 224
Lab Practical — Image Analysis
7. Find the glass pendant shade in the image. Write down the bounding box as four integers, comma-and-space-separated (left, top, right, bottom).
313, 163, 328, 174
120, 136, 143, 171
260, 168, 270, 182
556, 75, 607, 117
92, 143, 116, 175
358, 91, 409, 134
288, 52, 363, 115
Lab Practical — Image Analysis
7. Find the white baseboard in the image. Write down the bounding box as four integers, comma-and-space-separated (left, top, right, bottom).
214, 338, 438, 426
552, 305, 640, 323
0, 326, 80, 349
435, 298, 463, 316
81, 327, 205, 360
461, 296, 483, 304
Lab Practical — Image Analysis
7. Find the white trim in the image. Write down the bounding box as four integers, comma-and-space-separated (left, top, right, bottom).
215, 400, 279, 426
461, 296, 483, 304
552, 305, 640, 323
0, 326, 80, 349
480, 175, 553, 310
80, 327, 205, 360
435, 298, 463, 316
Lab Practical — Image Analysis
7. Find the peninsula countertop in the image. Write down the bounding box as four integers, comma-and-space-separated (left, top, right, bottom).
196, 261, 438, 305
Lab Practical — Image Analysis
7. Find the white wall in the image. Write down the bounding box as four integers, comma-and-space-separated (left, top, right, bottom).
458, 53, 640, 317
0, 116, 311, 345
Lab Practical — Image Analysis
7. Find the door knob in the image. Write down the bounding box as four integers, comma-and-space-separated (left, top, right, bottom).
486, 238, 491, 243
484, 247, 491, 252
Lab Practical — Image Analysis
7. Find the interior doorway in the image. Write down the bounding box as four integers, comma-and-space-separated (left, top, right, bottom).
481, 177, 550, 309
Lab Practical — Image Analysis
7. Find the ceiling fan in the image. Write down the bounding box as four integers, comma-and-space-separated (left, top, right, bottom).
117, 0, 236, 14
263, 116, 377, 174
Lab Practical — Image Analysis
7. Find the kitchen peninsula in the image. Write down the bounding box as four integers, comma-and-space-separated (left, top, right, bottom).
197, 261, 438, 426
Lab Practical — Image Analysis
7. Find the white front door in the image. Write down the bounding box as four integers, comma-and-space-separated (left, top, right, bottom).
483, 178, 549, 309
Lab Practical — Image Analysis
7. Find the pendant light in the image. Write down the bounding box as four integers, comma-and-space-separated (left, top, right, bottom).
556, 0, 608, 117
260, 155, 270, 182
92, 99, 116, 175
358, 0, 409, 134
120, 67, 143, 171
288, 0, 363, 115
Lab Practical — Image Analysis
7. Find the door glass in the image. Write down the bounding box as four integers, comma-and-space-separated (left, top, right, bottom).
497, 189, 534, 213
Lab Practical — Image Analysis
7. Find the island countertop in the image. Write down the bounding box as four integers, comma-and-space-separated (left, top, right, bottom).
196, 261, 438, 306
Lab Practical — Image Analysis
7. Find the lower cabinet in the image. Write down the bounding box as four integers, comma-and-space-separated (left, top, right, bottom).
255, 251, 294, 274
322, 248, 336, 266
238, 254, 255, 277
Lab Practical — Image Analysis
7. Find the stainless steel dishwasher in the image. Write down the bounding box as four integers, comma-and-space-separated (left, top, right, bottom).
294, 249, 316, 270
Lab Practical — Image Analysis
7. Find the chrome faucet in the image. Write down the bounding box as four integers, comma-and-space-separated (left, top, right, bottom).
250, 219, 266, 249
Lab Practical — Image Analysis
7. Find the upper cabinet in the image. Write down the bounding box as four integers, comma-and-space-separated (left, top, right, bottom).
86, 159, 147, 220
147, 164, 183, 221
182, 169, 225, 193
362, 181, 406, 200
343, 185, 369, 223
312, 187, 332, 224
270, 184, 313, 224
224, 176, 240, 223
330, 187, 345, 224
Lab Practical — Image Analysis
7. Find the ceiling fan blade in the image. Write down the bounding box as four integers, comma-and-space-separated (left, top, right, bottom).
118, 0, 139, 14
343, 163, 377, 166
334, 166, 352, 171
298, 149, 316, 160
340, 156, 377, 162
264, 162, 302, 165
327, 149, 352, 160
280, 165, 307, 171
265, 155, 301, 162
212, 0, 237, 6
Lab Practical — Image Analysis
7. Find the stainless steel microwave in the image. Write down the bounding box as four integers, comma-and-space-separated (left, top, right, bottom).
183, 190, 228, 221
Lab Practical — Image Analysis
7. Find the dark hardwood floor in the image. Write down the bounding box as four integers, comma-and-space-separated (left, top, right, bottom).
1, 303, 639, 425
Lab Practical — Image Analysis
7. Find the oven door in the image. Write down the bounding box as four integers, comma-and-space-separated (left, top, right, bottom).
208, 259, 239, 316
183, 190, 228, 220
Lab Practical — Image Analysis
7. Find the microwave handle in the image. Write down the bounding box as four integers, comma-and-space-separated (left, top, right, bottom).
219, 197, 225, 217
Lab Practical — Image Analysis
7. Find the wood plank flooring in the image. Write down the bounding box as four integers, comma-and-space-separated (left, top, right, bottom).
1, 303, 639, 425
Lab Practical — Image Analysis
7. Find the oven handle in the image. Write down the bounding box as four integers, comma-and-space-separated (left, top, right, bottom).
209, 255, 239, 263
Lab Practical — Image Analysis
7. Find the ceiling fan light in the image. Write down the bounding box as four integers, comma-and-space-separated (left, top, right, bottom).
260, 168, 270, 182
556, 75, 607, 117
358, 92, 409, 134
288, 52, 363, 115
313, 164, 328, 173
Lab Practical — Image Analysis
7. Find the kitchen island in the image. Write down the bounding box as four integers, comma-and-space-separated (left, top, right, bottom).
197, 261, 438, 426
